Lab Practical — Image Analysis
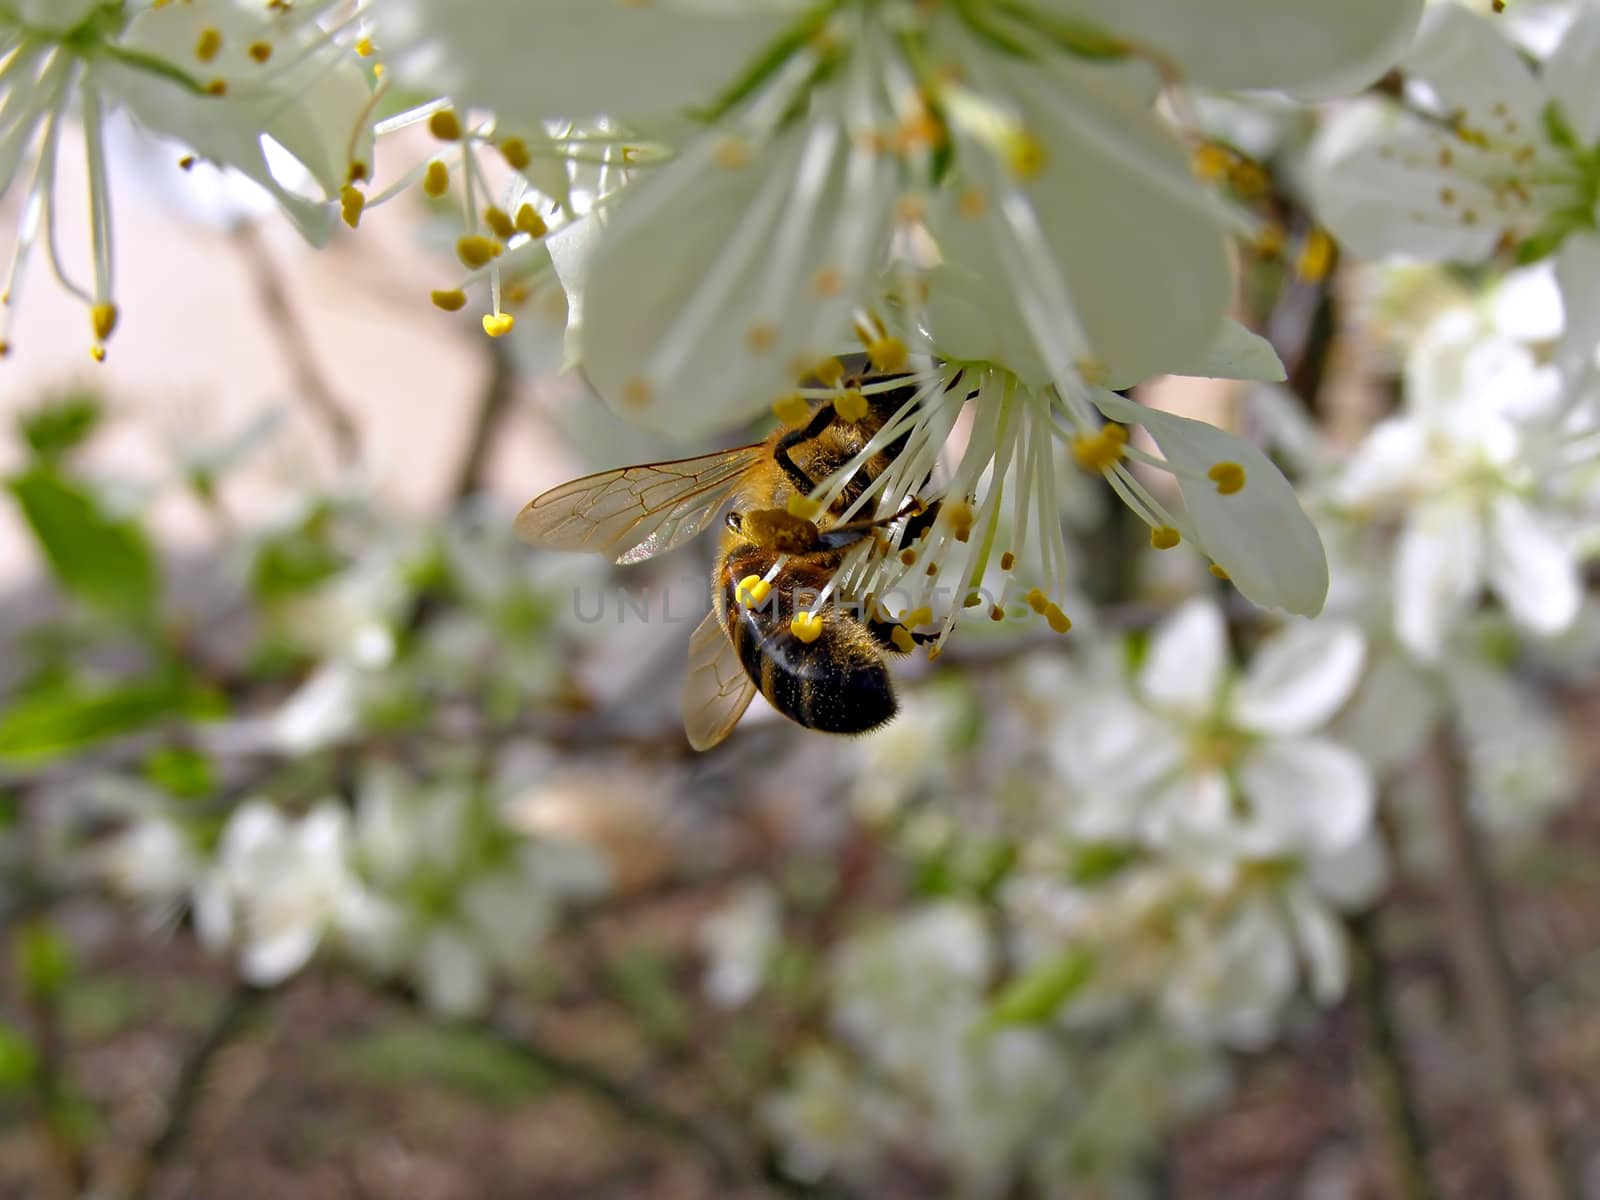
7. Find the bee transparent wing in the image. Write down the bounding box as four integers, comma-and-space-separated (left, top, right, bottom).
681, 609, 756, 751
515, 445, 765, 564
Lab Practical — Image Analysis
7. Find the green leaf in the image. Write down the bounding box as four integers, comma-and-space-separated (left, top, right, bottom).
18, 390, 102, 461
332, 1024, 548, 1106
143, 746, 218, 800
1067, 843, 1141, 885
7, 466, 157, 619
0, 674, 223, 764
985, 947, 1096, 1028
16, 920, 72, 1000
0, 1023, 37, 1091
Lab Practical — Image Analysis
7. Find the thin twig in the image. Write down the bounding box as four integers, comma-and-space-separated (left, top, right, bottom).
1347, 910, 1438, 1200
123, 982, 268, 1200
23, 965, 88, 1199
1430, 730, 1573, 1200
231, 220, 362, 469
451, 334, 519, 502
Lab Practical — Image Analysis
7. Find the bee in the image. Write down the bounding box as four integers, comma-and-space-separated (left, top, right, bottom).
515, 378, 942, 750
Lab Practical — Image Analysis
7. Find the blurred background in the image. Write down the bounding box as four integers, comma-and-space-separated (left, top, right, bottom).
2, 100, 1599, 1200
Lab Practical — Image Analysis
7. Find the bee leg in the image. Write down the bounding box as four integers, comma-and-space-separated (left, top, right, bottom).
773, 403, 841, 495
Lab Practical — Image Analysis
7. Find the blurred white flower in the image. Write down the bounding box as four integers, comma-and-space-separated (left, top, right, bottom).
389, 1, 1421, 434
1055, 599, 1373, 860
1447, 656, 1580, 832
0, 0, 374, 355
1330, 307, 1586, 658
194, 799, 360, 986
699, 883, 781, 1009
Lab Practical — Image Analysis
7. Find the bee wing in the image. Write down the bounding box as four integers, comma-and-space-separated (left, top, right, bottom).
515, 445, 765, 564
681, 609, 756, 751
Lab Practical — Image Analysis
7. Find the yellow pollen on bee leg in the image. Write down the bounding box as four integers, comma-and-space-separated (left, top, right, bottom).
482, 207, 515, 241
772, 393, 810, 427
786, 494, 822, 520
90, 303, 118, 342
482, 312, 515, 338
745, 322, 777, 353
498, 137, 531, 170
1070, 424, 1127, 473
1207, 461, 1246, 495
901, 606, 933, 628
1150, 525, 1181, 550
890, 626, 916, 653
1209, 563, 1230, 580
1044, 603, 1072, 634
736, 575, 773, 606
339, 186, 365, 228
833, 389, 868, 422
866, 336, 907, 372
514, 204, 547, 237
422, 161, 449, 198
195, 27, 222, 62
790, 611, 824, 643
430, 289, 467, 312
428, 109, 463, 141
456, 236, 499, 268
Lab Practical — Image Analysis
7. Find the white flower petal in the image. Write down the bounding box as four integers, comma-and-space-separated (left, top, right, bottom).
930, 54, 1231, 388
1238, 739, 1376, 854
1284, 887, 1348, 1005
1172, 319, 1287, 384
382, 0, 795, 127
1140, 598, 1228, 718
1485, 494, 1581, 636
1332, 651, 1441, 776
1554, 233, 1600, 380
239, 924, 320, 987
1094, 392, 1330, 616
580, 121, 890, 434
1232, 620, 1366, 736
1394, 500, 1483, 658
1405, 5, 1546, 129
1332, 419, 1428, 510
1037, 0, 1423, 95
416, 926, 493, 1018
1537, 2, 1600, 143
1308, 829, 1391, 911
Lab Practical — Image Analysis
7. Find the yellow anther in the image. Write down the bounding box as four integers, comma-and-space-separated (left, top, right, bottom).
1207, 461, 1246, 495
894, 195, 926, 225
248, 40, 272, 63
833, 389, 868, 422
178, 155, 196, 170
773, 393, 811, 427
925, 562, 939, 577
962, 592, 983, 608
1254, 223, 1285, 258
1000, 551, 1015, 571
1150, 526, 1181, 550
339, 185, 365, 229
897, 607, 931, 629
1209, 563, 1230, 580
866, 336, 907, 373
813, 265, 843, 297
790, 611, 824, 643
90, 345, 106, 363
1070, 424, 1127, 473
205, 79, 227, 96
945, 500, 975, 543
899, 548, 918, 566
484, 206, 516, 241
430, 289, 467, 312
623, 378, 654, 408
514, 204, 547, 237
0, 341, 9, 358
422, 160, 449, 198
713, 135, 752, 169
786, 494, 822, 520
429, 109, 463, 142
90, 303, 118, 342
355, 36, 375, 57
1004, 129, 1046, 180
812, 357, 845, 387
481, 312, 515, 338
736, 575, 773, 607
456, 235, 499, 268
373, 63, 384, 79
1044, 603, 1072, 634
746, 322, 777, 353
347, 161, 368, 185
195, 27, 222, 62
957, 188, 989, 219
1296, 229, 1336, 282
498, 137, 531, 170
1228, 160, 1270, 199
1024, 588, 1049, 615
986, 603, 1005, 622
1192, 143, 1231, 181
890, 626, 916, 653
1075, 358, 1108, 385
